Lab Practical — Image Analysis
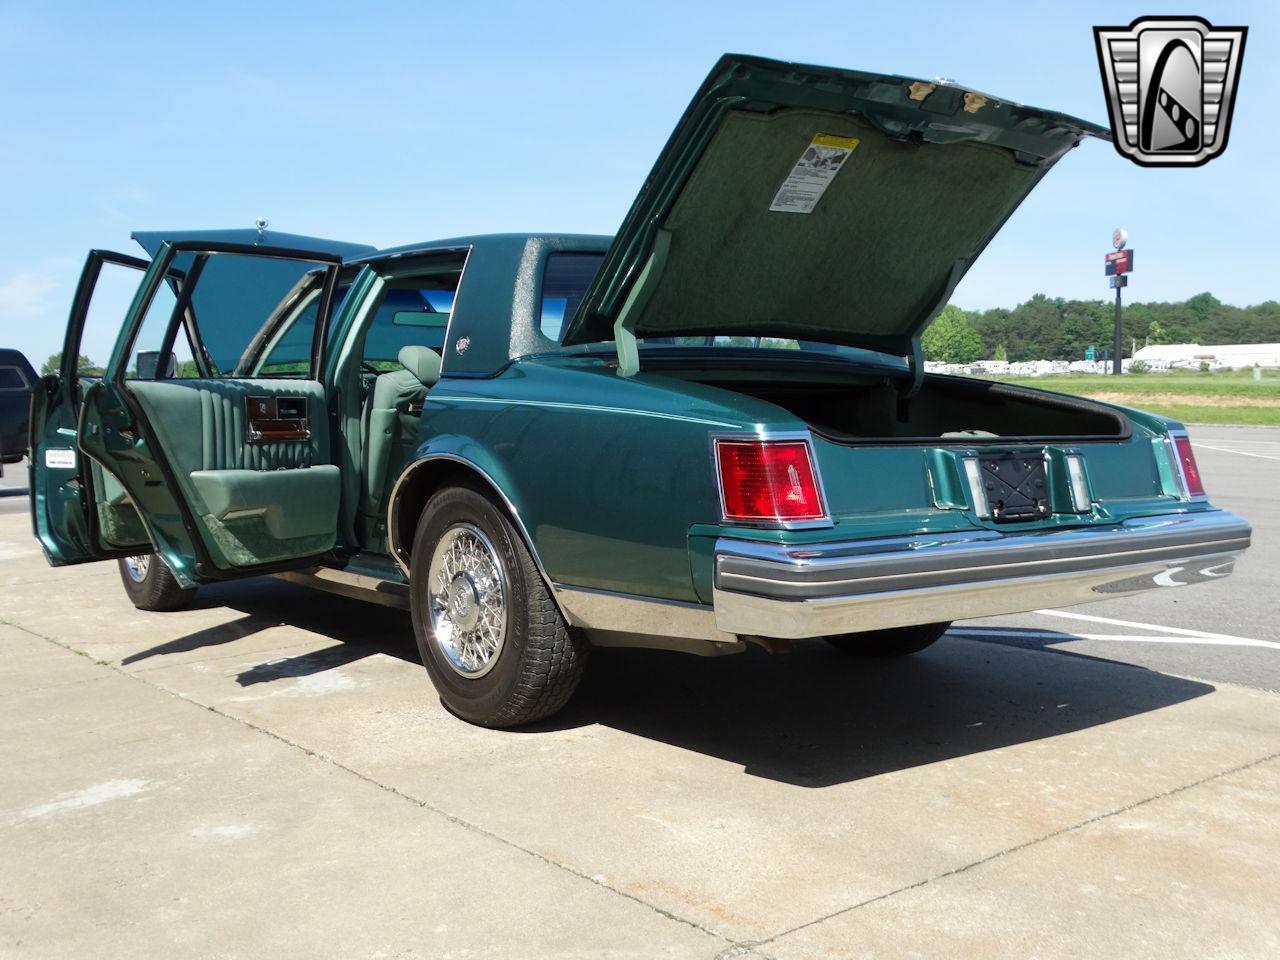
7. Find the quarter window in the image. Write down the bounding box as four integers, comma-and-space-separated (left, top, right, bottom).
538, 253, 604, 342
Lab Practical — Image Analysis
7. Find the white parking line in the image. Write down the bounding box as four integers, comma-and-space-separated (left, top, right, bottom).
1194, 443, 1280, 461
1198, 438, 1280, 445
949, 627, 1280, 651
1032, 608, 1261, 643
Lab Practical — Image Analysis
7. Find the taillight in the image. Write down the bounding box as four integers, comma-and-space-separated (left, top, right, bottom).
715, 439, 827, 523
1173, 434, 1205, 498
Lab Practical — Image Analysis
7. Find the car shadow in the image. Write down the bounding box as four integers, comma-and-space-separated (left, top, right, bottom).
120, 577, 420, 684
124, 579, 1214, 787
544, 633, 1214, 787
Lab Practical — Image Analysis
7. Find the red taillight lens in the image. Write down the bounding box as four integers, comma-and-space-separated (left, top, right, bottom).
1173, 435, 1205, 497
716, 439, 826, 522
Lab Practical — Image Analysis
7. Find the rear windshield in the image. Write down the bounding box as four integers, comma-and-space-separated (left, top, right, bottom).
536, 252, 907, 368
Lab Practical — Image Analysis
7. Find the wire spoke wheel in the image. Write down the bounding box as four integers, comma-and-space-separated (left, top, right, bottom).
116, 552, 196, 612
123, 554, 151, 583
426, 523, 509, 678
409, 484, 588, 727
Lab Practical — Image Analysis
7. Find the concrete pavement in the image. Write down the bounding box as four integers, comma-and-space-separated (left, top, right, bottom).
2, 433, 1279, 957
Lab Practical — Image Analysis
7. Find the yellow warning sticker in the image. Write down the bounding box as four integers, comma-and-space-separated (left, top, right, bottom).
810, 133, 862, 150
769, 134, 861, 214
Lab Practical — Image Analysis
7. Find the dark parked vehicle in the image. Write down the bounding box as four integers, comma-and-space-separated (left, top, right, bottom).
0, 348, 37, 465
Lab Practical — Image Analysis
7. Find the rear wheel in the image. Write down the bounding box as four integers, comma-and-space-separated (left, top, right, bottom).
118, 554, 198, 612
409, 483, 588, 728
823, 622, 950, 657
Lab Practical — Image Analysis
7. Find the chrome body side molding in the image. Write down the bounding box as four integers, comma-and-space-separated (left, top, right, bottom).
553, 584, 743, 656
554, 584, 737, 642
274, 566, 410, 610
712, 511, 1251, 639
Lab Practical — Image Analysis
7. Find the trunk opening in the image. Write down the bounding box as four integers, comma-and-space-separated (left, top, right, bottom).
657, 364, 1129, 443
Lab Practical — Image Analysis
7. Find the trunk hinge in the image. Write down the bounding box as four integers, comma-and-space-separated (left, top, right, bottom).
613, 228, 672, 378
897, 257, 967, 418
897, 338, 925, 420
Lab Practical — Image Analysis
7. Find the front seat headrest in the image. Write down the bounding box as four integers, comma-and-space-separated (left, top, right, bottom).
398, 345, 442, 387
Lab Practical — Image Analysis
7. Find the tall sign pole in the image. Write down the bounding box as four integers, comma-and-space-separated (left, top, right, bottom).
1113, 280, 1123, 376
1105, 228, 1133, 375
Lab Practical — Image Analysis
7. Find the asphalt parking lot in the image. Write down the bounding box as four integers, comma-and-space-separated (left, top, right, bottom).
2, 428, 1278, 959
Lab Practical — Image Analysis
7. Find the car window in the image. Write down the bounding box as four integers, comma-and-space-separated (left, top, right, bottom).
539, 253, 605, 341
361, 278, 458, 371
73, 259, 148, 382
126, 278, 193, 379
124, 250, 338, 381
254, 284, 352, 377
0, 365, 29, 391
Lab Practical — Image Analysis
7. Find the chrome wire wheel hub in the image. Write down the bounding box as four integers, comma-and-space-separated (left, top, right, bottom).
427, 523, 508, 678
124, 554, 151, 583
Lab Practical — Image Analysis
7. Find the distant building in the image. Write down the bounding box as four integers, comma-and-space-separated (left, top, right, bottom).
1131, 343, 1280, 370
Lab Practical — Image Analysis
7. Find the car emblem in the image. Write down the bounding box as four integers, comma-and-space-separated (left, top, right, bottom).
455, 336, 471, 355
1093, 16, 1247, 167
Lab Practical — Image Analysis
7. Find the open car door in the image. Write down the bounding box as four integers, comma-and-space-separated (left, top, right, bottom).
30, 250, 153, 564
34, 238, 353, 587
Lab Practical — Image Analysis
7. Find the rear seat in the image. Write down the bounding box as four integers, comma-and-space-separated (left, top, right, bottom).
358, 345, 441, 542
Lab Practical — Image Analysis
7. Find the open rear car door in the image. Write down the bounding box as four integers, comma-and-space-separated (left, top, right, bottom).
31, 236, 358, 587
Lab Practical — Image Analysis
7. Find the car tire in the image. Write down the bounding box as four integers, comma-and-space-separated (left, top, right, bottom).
409, 483, 588, 728
823, 622, 951, 657
117, 554, 198, 612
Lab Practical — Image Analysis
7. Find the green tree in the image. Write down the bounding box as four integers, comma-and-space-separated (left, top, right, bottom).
993, 343, 1008, 362
41, 352, 104, 377
962, 291, 1280, 360
922, 305, 984, 364
1186, 292, 1221, 326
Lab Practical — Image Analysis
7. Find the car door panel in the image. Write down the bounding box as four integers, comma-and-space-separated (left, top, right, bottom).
89, 458, 149, 548
81, 376, 339, 577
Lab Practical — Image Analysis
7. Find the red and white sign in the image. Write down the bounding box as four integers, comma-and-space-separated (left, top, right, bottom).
1104, 249, 1134, 275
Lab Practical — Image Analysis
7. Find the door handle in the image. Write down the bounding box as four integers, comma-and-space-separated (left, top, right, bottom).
245, 396, 309, 443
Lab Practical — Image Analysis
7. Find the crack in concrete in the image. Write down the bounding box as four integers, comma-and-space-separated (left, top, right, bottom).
759, 746, 1280, 946
4, 617, 744, 951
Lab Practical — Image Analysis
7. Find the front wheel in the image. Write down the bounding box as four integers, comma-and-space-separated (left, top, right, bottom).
409, 484, 588, 728
118, 554, 198, 612
823, 622, 950, 657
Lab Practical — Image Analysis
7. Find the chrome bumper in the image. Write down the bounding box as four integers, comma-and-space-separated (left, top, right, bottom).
712, 511, 1251, 640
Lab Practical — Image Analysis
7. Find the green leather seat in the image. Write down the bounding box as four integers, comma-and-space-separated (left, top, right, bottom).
358, 346, 441, 541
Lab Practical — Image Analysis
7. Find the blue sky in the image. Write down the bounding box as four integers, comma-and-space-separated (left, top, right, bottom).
0, 1, 1275, 367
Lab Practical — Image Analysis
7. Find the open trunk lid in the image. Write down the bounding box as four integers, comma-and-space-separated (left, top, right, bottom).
561, 54, 1109, 361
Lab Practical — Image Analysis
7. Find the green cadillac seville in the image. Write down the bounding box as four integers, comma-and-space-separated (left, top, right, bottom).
29, 55, 1251, 726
